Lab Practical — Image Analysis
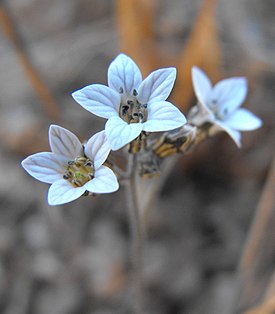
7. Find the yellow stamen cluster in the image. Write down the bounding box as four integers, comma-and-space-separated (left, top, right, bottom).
63, 157, 95, 187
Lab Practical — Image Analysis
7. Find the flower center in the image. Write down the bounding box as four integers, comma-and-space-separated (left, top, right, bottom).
208, 99, 226, 120
119, 88, 148, 124
63, 156, 95, 187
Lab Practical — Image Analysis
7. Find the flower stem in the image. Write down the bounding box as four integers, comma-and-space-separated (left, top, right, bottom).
125, 154, 144, 314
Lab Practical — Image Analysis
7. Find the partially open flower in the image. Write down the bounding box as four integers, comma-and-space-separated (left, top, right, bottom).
72, 53, 187, 151
21, 125, 119, 206
191, 66, 262, 147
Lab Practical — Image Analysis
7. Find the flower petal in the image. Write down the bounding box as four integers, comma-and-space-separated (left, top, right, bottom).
212, 77, 247, 114
142, 101, 186, 132
48, 179, 86, 206
137, 68, 176, 104
84, 165, 119, 194
192, 66, 212, 106
84, 130, 111, 169
22, 152, 66, 184
49, 125, 83, 159
72, 84, 120, 119
224, 108, 262, 131
212, 121, 242, 148
108, 53, 142, 96
105, 116, 143, 151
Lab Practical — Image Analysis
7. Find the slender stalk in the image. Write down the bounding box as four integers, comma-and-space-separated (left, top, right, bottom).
124, 154, 144, 314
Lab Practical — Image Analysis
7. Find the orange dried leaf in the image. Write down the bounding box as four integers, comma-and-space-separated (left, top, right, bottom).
0, 4, 60, 121
115, 0, 157, 75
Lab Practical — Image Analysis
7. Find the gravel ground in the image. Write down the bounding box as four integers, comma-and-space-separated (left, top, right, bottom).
0, 1, 274, 313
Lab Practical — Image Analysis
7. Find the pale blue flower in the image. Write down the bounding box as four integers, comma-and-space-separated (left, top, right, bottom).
192, 66, 262, 147
22, 125, 118, 206
72, 53, 187, 151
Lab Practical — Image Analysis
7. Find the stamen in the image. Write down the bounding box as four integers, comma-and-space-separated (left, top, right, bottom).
119, 90, 148, 124
122, 105, 129, 116
72, 179, 82, 187
84, 160, 93, 167
63, 157, 95, 188
88, 173, 94, 180
119, 87, 124, 94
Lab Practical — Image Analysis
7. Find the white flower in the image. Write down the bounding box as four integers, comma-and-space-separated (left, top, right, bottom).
191, 66, 262, 147
21, 125, 119, 206
72, 53, 187, 151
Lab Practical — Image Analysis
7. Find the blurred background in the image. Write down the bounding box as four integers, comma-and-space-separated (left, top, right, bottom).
0, 0, 274, 313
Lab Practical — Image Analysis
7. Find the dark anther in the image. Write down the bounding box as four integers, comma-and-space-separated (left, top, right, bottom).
138, 113, 144, 120
129, 115, 134, 121
127, 100, 134, 105
119, 87, 124, 94
63, 175, 69, 180
85, 161, 93, 167
122, 105, 129, 111
68, 160, 74, 165
122, 105, 129, 116
143, 104, 148, 109
133, 89, 138, 96
133, 113, 139, 117
83, 190, 89, 196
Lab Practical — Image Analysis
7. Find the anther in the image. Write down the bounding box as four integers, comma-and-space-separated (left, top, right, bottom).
133, 89, 138, 96
142, 104, 147, 109
63, 175, 69, 180
127, 100, 134, 105
119, 87, 124, 94
72, 179, 82, 187
122, 105, 129, 116
84, 160, 93, 167
136, 103, 141, 110
129, 115, 134, 121
138, 113, 144, 120
68, 160, 74, 165
88, 173, 94, 180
